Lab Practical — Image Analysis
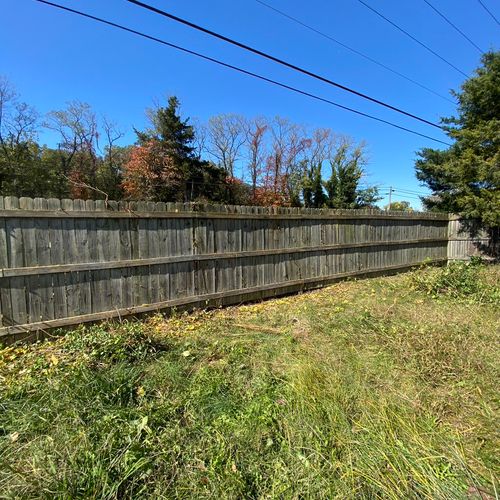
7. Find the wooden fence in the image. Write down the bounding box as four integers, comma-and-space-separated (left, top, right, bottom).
448, 217, 493, 261
0, 196, 457, 340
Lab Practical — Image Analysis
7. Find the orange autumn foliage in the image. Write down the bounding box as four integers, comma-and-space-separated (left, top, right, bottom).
121, 141, 183, 200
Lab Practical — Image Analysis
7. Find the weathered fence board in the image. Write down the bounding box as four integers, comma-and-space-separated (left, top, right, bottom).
447, 217, 492, 260
0, 196, 483, 339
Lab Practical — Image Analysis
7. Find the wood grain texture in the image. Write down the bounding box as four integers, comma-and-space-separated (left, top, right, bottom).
0, 196, 485, 339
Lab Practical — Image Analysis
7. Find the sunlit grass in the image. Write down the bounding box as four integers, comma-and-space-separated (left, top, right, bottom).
1, 263, 498, 498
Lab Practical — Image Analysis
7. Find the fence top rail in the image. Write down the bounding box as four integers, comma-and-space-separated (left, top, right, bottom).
0, 196, 450, 221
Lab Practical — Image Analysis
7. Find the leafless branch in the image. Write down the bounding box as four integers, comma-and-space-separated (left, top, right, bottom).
62, 173, 111, 207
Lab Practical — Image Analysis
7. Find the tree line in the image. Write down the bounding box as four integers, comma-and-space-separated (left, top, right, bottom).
2, 50, 496, 231
0, 80, 381, 209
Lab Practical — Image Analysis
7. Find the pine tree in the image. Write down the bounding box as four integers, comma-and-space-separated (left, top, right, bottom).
302, 163, 327, 208
415, 51, 499, 228
127, 96, 198, 201
136, 96, 195, 162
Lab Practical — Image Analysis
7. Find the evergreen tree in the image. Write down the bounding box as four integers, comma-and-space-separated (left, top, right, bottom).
324, 141, 380, 209
127, 96, 245, 204
130, 96, 198, 201
415, 51, 499, 228
324, 161, 359, 208
136, 96, 195, 162
302, 163, 327, 208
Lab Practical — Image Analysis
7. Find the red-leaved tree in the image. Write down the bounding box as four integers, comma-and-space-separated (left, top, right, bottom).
121, 140, 183, 201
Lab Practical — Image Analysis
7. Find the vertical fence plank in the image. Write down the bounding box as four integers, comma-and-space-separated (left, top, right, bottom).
48, 198, 68, 322
4, 197, 29, 328
20, 198, 42, 324
0, 197, 8, 327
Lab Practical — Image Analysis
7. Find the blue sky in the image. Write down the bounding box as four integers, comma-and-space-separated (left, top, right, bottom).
1, 0, 499, 207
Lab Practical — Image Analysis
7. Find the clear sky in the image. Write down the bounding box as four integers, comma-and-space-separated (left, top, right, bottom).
1, 0, 499, 207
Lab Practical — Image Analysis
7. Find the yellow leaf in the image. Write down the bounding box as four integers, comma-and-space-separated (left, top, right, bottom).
50, 355, 59, 366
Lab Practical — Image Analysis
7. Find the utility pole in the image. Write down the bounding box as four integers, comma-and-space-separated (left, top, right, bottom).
388, 186, 393, 210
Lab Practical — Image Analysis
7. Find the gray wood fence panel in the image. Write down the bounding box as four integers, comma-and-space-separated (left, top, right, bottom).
0, 196, 457, 338
447, 218, 491, 260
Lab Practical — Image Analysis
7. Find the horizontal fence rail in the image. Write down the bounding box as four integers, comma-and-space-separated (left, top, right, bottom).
0, 196, 482, 340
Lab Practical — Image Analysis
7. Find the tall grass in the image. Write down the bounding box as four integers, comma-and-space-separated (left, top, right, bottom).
0, 264, 498, 498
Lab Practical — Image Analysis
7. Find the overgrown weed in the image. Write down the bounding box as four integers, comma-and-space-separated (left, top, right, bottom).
410, 258, 499, 304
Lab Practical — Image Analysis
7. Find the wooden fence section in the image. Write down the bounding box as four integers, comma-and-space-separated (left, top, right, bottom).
448, 217, 492, 261
0, 196, 450, 339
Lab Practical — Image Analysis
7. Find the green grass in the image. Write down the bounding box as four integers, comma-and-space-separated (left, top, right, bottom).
1, 263, 499, 499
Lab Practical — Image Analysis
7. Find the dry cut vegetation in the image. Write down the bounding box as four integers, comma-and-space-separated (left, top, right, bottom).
0, 262, 499, 499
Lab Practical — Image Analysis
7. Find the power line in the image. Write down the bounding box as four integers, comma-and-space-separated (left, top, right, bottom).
422, 0, 484, 54
477, 0, 500, 26
356, 0, 469, 78
379, 186, 429, 198
380, 186, 428, 196
380, 191, 423, 201
381, 190, 428, 199
394, 189, 428, 196
254, 0, 454, 103
382, 190, 422, 198
125, 0, 443, 130
34, 0, 451, 146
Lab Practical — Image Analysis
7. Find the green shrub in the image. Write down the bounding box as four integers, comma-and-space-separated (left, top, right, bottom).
63, 322, 165, 364
411, 259, 499, 304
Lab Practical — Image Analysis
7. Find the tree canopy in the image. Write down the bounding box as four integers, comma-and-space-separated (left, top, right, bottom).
384, 200, 413, 212
124, 97, 239, 203
415, 51, 500, 228
0, 77, 382, 209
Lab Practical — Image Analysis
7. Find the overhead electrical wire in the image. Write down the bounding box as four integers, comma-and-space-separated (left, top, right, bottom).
124, 0, 443, 130
356, 0, 469, 78
477, 0, 500, 26
380, 191, 423, 201
254, 0, 454, 104
33, 0, 451, 146
394, 189, 428, 196
379, 187, 432, 201
381, 191, 428, 199
380, 186, 429, 196
422, 0, 484, 54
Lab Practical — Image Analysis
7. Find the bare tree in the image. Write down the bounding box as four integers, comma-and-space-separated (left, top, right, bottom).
0, 77, 17, 148
44, 101, 100, 196
101, 116, 124, 169
192, 118, 208, 160
99, 116, 127, 199
206, 114, 247, 178
268, 117, 310, 202
0, 77, 39, 194
245, 117, 267, 199
309, 128, 334, 168
0, 77, 38, 163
